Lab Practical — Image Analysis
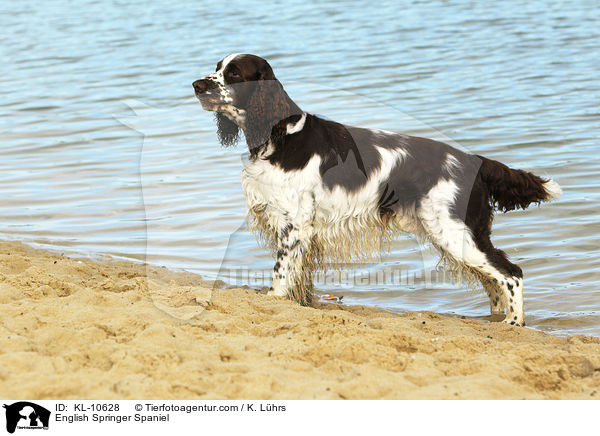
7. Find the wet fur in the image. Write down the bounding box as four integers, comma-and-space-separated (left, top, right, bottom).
193, 54, 562, 326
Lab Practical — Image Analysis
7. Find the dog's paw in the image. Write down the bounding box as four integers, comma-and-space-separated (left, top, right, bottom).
266, 286, 289, 298
256, 287, 270, 295
266, 287, 284, 297
502, 318, 524, 327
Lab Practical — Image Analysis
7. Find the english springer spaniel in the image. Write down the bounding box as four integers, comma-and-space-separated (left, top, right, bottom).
193, 53, 562, 327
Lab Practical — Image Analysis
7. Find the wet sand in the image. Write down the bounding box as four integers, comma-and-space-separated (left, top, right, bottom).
0, 241, 599, 399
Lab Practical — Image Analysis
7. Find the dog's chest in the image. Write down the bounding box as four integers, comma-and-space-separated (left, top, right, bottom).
240, 154, 385, 227
241, 156, 320, 218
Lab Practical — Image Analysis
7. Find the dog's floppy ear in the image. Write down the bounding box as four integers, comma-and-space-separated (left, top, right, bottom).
244, 78, 292, 150
215, 112, 240, 147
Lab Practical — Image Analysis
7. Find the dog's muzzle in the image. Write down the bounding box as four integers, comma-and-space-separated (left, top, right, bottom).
192, 78, 214, 95
193, 79, 221, 109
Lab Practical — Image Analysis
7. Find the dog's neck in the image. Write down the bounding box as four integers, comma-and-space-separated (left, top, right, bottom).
247, 111, 306, 159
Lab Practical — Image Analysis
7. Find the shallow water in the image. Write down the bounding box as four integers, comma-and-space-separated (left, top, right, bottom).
1, 1, 599, 336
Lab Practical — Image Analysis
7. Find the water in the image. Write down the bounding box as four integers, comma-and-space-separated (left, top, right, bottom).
1, 0, 599, 336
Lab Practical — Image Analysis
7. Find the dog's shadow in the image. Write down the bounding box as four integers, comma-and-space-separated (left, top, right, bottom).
255, 287, 508, 325
442, 312, 506, 323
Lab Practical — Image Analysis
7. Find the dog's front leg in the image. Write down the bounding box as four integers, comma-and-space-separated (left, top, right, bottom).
269, 223, 309, 297
268, 192, 315, 305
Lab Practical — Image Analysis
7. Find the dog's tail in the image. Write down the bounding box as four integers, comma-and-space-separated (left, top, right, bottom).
477, 155, 562, 212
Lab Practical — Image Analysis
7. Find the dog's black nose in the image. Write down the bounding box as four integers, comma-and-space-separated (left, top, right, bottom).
193, 79, 209, 94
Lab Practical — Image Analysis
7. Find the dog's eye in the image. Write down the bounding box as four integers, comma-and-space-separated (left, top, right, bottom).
227, 68, 241, 78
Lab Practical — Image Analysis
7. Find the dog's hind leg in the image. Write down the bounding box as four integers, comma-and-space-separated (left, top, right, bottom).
418, 179, 525, 326
425, 225, 525, 326
477, 246, 525, 326
460, 174, 526, 325
482, 275, 506, 316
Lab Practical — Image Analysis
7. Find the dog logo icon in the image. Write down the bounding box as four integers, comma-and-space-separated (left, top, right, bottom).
2, 402, 50, 433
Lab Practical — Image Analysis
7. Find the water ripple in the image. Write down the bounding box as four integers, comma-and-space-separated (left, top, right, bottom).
1, 0, 599, 335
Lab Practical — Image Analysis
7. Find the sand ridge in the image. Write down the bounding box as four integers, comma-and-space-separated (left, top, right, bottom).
0, 241, 599, 399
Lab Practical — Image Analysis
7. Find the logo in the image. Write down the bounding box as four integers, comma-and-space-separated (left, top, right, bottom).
2, 402, 50, 434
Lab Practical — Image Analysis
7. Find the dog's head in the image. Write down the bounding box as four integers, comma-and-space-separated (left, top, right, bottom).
193, 54, 301, 149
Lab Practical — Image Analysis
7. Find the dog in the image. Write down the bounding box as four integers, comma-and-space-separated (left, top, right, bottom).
193, 53, 561, 326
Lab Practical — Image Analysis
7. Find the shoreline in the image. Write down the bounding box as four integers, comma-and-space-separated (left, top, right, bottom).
1, 240, 599, 399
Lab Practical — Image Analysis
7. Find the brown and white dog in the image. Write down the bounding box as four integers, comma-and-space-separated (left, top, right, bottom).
193, 53, 561, 326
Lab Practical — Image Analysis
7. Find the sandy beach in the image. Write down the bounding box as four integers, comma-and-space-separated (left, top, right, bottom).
0, 240, 598, 400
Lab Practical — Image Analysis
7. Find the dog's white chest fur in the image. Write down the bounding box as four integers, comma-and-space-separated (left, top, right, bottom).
241, 154, 321, 232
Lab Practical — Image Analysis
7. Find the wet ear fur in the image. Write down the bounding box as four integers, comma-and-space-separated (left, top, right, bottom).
215, 112, 240, 147
244, 77, 292, 150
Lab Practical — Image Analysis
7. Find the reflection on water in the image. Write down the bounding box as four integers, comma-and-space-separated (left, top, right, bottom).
1, 0, 599, 336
